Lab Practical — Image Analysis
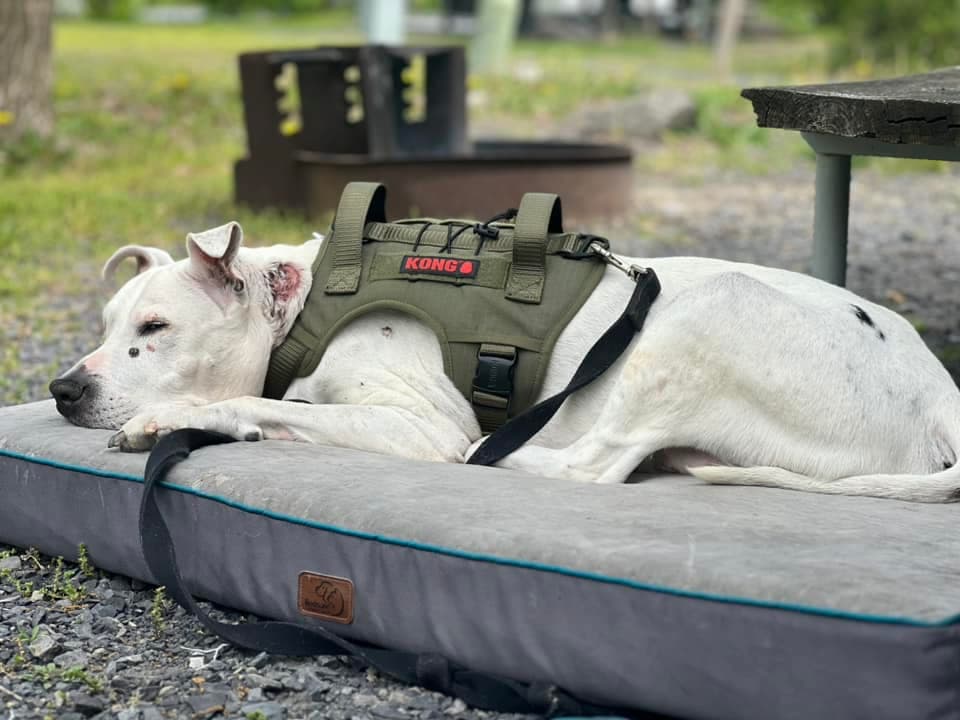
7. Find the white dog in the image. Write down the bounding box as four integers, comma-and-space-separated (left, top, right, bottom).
49, 222, 960, 503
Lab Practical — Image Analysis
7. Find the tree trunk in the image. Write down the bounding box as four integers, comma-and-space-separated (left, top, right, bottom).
713, 0, 746, 77
0, 0, 55, 145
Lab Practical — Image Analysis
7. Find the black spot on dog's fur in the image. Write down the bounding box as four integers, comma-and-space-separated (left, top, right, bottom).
852, 305, 886, 341
852, 304, 874, 327
128, 347, 139, 358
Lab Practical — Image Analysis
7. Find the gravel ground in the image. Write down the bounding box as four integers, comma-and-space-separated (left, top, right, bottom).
3, 167, 960, 719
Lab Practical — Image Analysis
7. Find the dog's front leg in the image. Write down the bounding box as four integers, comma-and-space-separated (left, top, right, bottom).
110, 397, 475, 462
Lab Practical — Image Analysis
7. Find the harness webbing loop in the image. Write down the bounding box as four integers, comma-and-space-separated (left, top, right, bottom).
324, 182, 387, 295
506, 193, 561, 304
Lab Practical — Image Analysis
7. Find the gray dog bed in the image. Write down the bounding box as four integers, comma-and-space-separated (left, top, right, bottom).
1, 400, 959, 719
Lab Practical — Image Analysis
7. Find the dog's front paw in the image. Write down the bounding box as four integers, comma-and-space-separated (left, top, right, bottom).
108, 406, 190, 452
107, 403, 263, 452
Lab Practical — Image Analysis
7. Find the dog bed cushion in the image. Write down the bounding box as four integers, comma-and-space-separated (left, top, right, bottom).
1, 400, 959, 720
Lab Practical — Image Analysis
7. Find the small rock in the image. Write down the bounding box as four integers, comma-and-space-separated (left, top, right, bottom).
0, 556, 22, 571
251, 651, 270, 669
54, 648, 89, 669
352, 692, 378, 707
71, 692, 106, 717
281, 674, 306, 691
93, 603, 118, 618
405, 694, 441, 711
106, 594, 128, 609
116, 709, 139, 720
387, 690, 410, 704
245, 687, 265, 703
140, 706, 164, 720
566, 88, 697, 141
187, 692, 229, 715
444, 698, 468, 716
309, 681, 331, 701
240, 701, 286, 720
29, 631, 59, 659
110, 675, 136, 691
371, 706, 409, 720
245, 672, 283, 690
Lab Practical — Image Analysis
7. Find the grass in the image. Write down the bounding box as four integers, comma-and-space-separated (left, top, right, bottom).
0, 15, 948, 402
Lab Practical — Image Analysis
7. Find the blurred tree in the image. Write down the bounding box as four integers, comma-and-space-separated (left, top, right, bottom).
714, 0, 746, 76
0, 0, 54, 146
764, 0, 960, 70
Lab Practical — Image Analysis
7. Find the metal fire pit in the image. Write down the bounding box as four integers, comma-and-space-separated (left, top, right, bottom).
234, 45, 633, 220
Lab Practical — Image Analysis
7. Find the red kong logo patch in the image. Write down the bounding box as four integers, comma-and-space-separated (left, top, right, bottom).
400, 255, 480, 279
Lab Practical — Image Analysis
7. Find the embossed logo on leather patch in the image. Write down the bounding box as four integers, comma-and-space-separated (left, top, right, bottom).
298, 572, 354, 624
400, 255, 479, 279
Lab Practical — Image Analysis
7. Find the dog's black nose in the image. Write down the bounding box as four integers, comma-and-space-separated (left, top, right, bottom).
49, 377, 87, 408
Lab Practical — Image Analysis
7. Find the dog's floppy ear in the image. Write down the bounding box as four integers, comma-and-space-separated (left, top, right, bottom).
185, 222, 244, 288
102, 246, 175, 281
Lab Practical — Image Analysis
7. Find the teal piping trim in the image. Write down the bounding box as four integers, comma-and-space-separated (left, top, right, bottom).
2, 446, 959, 629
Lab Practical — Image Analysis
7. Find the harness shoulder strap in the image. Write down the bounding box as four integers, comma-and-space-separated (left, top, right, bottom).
324, 182, 387, 295
505, 192, 561, 304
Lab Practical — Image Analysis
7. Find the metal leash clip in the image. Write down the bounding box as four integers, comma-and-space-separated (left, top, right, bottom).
586, 241, 649, 282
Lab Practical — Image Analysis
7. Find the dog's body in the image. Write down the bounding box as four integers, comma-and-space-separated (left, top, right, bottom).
50, 222, 960, 502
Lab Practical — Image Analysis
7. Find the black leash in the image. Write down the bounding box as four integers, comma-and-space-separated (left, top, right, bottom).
468, 268, 661, 466
137, 265, 662, 717
139, 429, 656, 718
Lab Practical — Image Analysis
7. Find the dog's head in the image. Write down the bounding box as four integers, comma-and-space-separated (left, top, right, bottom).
50, 222, 315, 429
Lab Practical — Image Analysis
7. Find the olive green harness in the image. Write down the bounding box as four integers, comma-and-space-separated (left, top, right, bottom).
262, 182, 608, 432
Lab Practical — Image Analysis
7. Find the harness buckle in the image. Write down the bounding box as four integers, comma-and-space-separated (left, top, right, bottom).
558, 233, 609, 260
472, 345, 517, 408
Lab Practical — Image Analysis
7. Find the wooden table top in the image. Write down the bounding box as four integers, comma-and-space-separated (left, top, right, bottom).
742, 67, 960, 146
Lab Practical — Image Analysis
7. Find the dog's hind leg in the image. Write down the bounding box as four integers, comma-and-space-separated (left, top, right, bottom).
479, 429, 668, 483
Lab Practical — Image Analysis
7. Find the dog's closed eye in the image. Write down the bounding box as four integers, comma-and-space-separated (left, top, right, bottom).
137, 320, 169, 336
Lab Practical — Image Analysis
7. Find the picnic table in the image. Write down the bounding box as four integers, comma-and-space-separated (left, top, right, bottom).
742, 68, 960, 286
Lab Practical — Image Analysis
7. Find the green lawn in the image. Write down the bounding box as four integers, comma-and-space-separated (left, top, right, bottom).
0, 15, 917, 402
2, 18, 832, 303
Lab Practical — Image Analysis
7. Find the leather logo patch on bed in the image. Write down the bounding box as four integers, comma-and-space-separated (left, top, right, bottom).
298, 572, 354, 624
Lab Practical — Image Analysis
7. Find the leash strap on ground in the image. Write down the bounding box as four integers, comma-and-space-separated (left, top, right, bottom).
139, 429, 649, 719
467, 268, 661, 467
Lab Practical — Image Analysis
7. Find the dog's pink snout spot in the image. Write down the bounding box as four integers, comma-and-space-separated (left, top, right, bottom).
84, 352, 107, 374
146, 344, 156, 352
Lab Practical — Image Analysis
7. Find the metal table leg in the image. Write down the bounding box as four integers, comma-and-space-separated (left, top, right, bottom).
811, 152, 851, 286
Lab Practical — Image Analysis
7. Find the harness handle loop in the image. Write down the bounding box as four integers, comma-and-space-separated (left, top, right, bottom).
325, 182, 387, 295
506, 193, 561, 304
